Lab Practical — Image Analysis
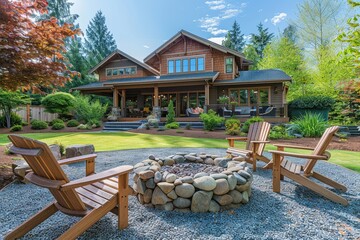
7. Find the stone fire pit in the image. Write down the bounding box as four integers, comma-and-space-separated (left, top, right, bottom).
132, 152, 252, 212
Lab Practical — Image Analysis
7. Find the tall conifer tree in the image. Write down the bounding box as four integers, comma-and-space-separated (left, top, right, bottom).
250, 23, 274, 58
222, 21, 245, 52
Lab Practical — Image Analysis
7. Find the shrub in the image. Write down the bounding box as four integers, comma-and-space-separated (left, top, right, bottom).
269, 125, 293, 140
67, 119, 80, 127
31, 120, 48, 130
0, 112, 22, 128
10, 125, 22, 132
225, 118, 241, 135
49, 118, 64, 126
241, 116, 264, 133
77, 124, 92, 130
289, 96, 335, 109
291, 113, 327, 137
200, 109, 224, 131
165, 122, 180, 129
185, 123, 191, 130
145, 123, 150, 130
88, 119, 101, 128
73, 95, 107, 125
41, 92, 75, 115
153, 122, 159, 128
166, 100, 175, 124
54, 141, 65, 156
52, 122, 65, 130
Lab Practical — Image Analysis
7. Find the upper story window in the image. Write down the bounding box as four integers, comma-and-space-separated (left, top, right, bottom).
225, 57, 233, 73
106, 66, 137, 76
168, 56, 205, 74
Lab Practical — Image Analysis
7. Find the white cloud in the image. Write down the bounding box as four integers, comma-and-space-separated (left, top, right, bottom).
244, 34, 252, 43
208, 28, 228, 35
264, 18, 268, 23
205, 0, 224, 5
210, 4, 226, 10
208, 36, 225, 45
198, 16, 220, 29
143, 45, 150, 49
258, 8, 263, 12
222, 9, 239, 19
271, 12, 287, 25
240, 2, 247, 8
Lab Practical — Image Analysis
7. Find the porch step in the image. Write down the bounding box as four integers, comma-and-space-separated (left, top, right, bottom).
345, 126, 360, 136
102, 121, 205, 131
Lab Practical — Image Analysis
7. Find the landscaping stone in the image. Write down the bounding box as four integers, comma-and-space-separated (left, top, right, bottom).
143, 189, 153, 204
233, 172, 247, 185
164, 158, 175, 166
209, 200, 220, 212
185, 155, 196, 161
173, 155, 185, 163
194, 172, 209, 178
214, 158, 231, 168
65, 144, 94, 158
235, 182, 250, 192
193, 176, 216, 191
242, 191, 249, 204
213, 179, 230, 195
146, 178, 155, 189
227, 175, 237, 191
154, 171, 162, 183
148, 154, 155, 160
229, 190, 243, 204
151, 187, 171, 205
204, 158, 214, 165
213, 194, 233, 206
173, 197, 191, 208
167, 190, 178, 200
210, 173, 228, 180
191, 191, 213, 212
175, 183, 195, 198
155, 202, 173, 211
174, 179, 182, 186
179, 176, 194, 184
238, 170, 252, 179
165, 173, 177, 183
139, 170, 154, 180
136, 178, 146, 194
157, 182, 175, 194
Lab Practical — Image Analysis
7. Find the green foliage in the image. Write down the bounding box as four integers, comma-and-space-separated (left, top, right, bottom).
289, 96, 335, 109
41, 92, 75, 115
10, 125, 22, 132
145, 123, 150, 130
200, 110, 224, 131
88, 119, 101, 128
54, 141, 65, 156
269, 125, 293, 140
250, 22, 274, 58
225, 118, 241, 135
0, 90, 30, 128
73, 94, 107, 125
291, 113, 327, 137
243, 44, 260, 70
185, 123, 191, 130
222, 21, 245, 52
52, 122, 65, 130
67, 119, 80, 127
217, 95, 229, 104
49, 119, 64, 126
31, 120, 48, 130
165, 122, 180, 129
241, 116, 264, 133
166, 100, 175, 124
0, 112, 22, 128
77, 124, 92, 130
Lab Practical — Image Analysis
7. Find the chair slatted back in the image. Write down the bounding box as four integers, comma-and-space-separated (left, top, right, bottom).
246, 122, 271, 156
8, 135, 87, 211
303, 126, 339, 174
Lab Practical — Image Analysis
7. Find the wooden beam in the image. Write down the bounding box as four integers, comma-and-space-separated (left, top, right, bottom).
205, 83, 210, 106
121, 90, 126, 117
113, 88, 119, 107
154, 85, 159, 107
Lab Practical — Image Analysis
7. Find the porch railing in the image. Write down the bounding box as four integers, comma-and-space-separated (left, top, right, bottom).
205, 104, 288, 118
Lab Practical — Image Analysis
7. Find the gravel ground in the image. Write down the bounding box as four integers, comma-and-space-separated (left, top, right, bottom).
1, 148, 359, 240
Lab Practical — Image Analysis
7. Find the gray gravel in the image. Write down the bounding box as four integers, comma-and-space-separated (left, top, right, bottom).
1, 148, 359, 240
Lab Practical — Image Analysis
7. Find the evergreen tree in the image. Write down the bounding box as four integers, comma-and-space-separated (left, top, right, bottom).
250, 23, 274, 58
166, 100, 175, 124
85, 11, 117, 67
283, 25, 297, 43
222, 21, 245, 52
243, 44, 260, 70
37, 0, 78, 26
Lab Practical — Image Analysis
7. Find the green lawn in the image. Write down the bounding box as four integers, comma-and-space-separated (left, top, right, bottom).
1, 132, 359, 172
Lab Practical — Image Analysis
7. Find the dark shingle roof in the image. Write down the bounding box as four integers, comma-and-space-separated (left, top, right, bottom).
214, 69, 292, 85
73, 72, 219, 90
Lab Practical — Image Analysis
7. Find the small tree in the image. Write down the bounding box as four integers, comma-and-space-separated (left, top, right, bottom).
166, 100, 175, 124
41, 92, 75, 116
0, 90, 30, 128
200, 110, 224, 131
73, 94, 107, 125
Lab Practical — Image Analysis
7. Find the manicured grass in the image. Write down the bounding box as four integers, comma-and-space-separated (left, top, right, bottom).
0, 132, 359, 172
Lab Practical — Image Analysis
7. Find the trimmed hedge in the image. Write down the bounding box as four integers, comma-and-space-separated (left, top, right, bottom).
67, 119, 80, 127
289, 96, 335, 109
49, 118, 64, 126
10, 125, 22, 132
31, 120, 48, 130
165, 122, 180, 129
52, 122, 65, 130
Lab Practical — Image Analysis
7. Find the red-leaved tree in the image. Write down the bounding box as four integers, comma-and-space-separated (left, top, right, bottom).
0, 0, 80, 91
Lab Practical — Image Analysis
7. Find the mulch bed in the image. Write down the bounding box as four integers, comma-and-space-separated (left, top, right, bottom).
0, 125, 100, 134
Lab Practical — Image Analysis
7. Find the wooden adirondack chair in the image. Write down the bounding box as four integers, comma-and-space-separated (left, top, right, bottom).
226, 121, 271, 171
267, 126, 348, 206
5, 135, 134, 240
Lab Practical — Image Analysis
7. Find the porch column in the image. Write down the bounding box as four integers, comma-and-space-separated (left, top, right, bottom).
121, 89, 126, 117
113, 88, 119, 107
205, 82, 210, 112
154, 85, 159, 106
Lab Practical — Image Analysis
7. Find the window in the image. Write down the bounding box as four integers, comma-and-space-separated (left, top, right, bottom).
119, 68, 124, 75
106, 69, 112, 76
130, 67, 136, 74
197, 57, 204, 71
106, 66, 136, 76
259, 89, 269, 105
239, 89, 248, 104
183, 59, 189, 72
190, 58, 196, 72
175, 59, 181, 73
168, 60, 174, 73
112, 69, 118, 76
225, 57, 233, 73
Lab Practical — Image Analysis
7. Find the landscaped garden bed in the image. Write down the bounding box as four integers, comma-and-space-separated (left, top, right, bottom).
133, 152, 252, 212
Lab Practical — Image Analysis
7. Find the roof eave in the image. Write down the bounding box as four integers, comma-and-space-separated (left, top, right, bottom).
213, 79, 292, 86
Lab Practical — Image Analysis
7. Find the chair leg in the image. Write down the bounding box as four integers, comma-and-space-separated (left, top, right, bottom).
284, 170, 348, 206
312, 172, 347, 192
58, 198, 117, 240
252, 153, 257, 172
272, 153, 281, 193
118, 174, 129, 229
5, 202, 58, 240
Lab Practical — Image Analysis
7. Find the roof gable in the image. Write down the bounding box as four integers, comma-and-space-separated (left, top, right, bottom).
144, 29, 251, 64
89, 49, 159, 75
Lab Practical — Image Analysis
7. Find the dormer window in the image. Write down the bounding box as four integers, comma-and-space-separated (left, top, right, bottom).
106, 66, 137, 76
167, 55, 205, 74
225, 57, 233, 73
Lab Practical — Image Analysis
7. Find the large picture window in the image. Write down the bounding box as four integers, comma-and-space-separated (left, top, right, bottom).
106, 66, 136, 77
167, 56, 205, 73
229, 88, 270, 106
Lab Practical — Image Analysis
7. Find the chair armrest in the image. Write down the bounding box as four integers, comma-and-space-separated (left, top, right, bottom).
268, 150, 329, 160
58, 154, 97, 165
273, 144, 314, 151
226, 137, 247, 141
60, 165, 133, 191
251, 141, 270, 144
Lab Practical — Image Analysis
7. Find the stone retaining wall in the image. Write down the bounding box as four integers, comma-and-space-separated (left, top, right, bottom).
132, 152, 252, 212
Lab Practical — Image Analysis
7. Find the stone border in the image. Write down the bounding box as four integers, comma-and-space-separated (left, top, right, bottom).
132, 152, 252, 212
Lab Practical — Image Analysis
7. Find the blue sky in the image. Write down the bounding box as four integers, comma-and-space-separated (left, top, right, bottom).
71, 0, 303, 60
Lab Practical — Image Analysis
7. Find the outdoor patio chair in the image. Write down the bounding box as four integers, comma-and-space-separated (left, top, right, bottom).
266, 126, 348, 206
226, 121, 271, 171
5, 135, 133, 240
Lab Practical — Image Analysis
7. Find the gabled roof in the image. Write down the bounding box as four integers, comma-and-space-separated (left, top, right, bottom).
88, 49, 159, 75
73, 72, 219, 90
214, 69, 292, 86
144, 29, 251, 63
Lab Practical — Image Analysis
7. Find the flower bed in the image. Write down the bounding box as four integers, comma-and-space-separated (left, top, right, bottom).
132, 152, 252, 212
